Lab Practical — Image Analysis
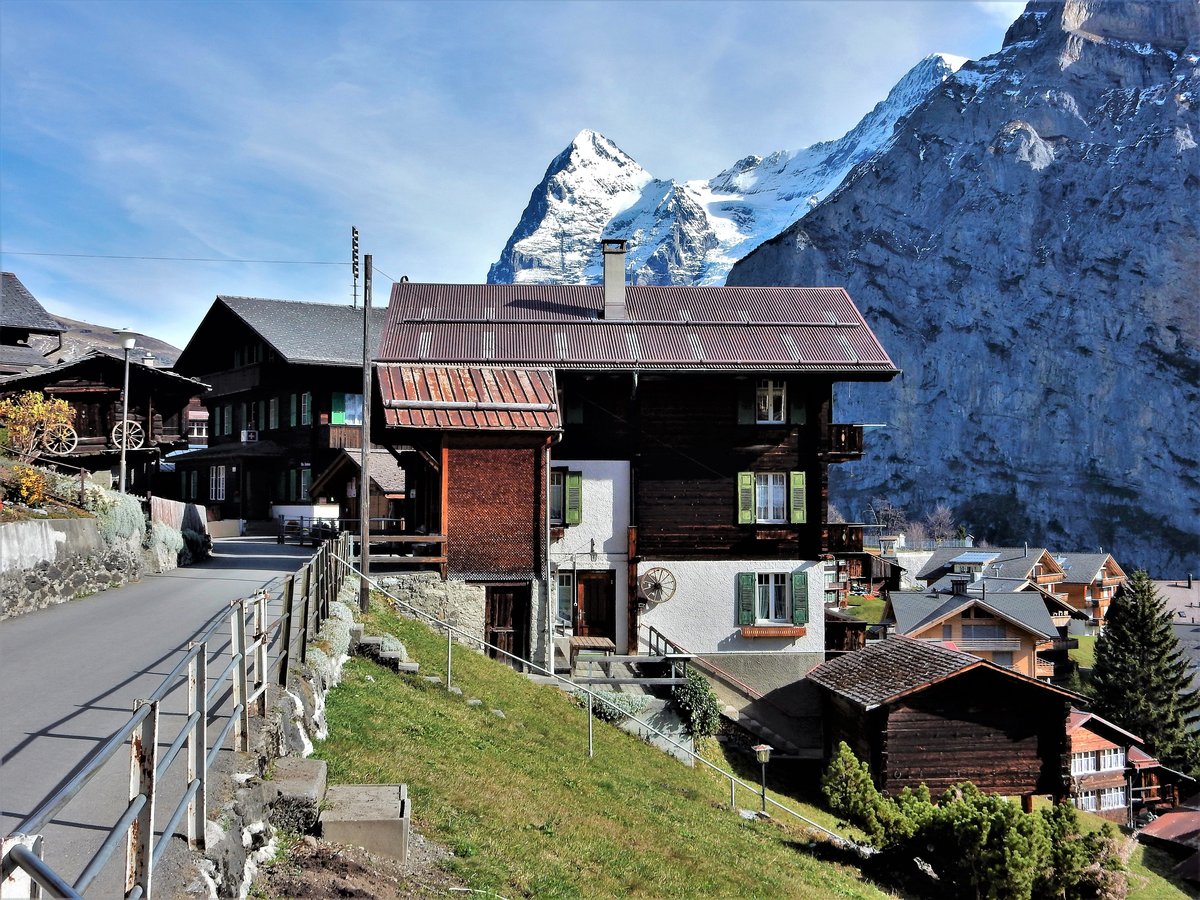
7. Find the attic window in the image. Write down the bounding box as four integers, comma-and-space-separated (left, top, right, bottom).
687, 332, 705, 361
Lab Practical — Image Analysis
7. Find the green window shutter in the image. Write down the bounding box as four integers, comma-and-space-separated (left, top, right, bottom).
737, 572, 756, 625
789, 471, 807, 524
331, 392, 346, 425
788, 389, 806, 425
736, 380, 755, 424
791, 570, 810, 625
737, 472, 755, 524
565, 471, 583, 526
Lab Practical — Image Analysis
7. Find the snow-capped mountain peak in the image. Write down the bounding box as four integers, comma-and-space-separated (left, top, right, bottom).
489, 52, 966, 286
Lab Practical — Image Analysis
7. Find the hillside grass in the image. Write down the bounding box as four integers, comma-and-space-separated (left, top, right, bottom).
313, 598, 888, 899
845, 593, 886, 624
1071, 633, 1098, 670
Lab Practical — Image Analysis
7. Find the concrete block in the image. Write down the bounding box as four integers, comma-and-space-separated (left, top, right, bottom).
320, 784, 410, 863
377, 651, 418, 674
269, 758, 328, 834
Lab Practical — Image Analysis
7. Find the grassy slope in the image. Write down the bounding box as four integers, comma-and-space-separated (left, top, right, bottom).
1071, 633, 1098, 670
315, 600, 887, 900
845, 594, 886, 624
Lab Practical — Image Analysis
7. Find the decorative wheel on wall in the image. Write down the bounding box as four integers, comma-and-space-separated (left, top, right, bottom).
111, 420, 145, 450
639, 567, 678, 605
42, 423, 78, 456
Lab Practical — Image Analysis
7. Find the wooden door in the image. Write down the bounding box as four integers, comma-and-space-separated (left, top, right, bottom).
486, 585, 531, 670
575, 570, 616, 641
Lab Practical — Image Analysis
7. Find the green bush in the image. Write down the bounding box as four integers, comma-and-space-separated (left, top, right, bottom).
671, 670, 722, 737
89, 489, 146, 545
573, 689, 652, 723
180, 528, 212, 564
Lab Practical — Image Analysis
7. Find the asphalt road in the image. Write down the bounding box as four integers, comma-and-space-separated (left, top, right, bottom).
0, 537, 313, 895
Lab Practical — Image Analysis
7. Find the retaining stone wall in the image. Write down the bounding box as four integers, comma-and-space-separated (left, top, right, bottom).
376, 572, 486, 646
0, 519, 158, 620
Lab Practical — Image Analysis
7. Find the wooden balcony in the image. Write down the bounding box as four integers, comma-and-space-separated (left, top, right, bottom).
318, 424, 363, 449
823, 424, 864, 461
1036, 658, 1055, 678
823, 523, 863, 554
952, 638, 1024, 652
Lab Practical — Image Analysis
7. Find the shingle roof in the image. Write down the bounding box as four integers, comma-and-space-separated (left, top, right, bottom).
1, 273, 64, 334
918, 546, 1055, 582
887, 590, 1059, 639
806, 636, 981, 709
1057, 553, 1123, 584
377, 364, 560, 432
202, 296, 389, 367
0, 343, 51, 373
310, 448, 407, 497
377, 283, 898, 375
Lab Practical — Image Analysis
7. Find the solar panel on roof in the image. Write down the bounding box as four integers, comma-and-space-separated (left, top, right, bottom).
951, 551, 1000, 564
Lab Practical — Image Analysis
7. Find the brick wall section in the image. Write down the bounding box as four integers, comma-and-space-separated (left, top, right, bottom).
447, 446, 540, 577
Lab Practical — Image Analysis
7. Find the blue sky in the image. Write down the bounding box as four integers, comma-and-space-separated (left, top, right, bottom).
1, 0, 1023, 350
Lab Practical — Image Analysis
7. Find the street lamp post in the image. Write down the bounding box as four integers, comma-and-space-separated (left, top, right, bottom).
753, 743, 772, 814
116, 330, 137, 493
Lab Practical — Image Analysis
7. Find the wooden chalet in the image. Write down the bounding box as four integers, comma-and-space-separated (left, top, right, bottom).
918, 546, 1068, 599
882, 585, 1077, 679
1, 273, 62, 375
0, 350, 205, 493
1056, 553, 1127, 628
807, 636, 1080, 800
169, 296, 387, 524
1067, 709, 1193, 824
370, 239, 898, 685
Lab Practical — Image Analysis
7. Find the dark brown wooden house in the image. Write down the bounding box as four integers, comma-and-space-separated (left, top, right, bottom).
807, 636, 1079, 800
0, 350, 205, 494
169, 296, 387, 524
370, 239, 898, 686
0, 272, 62, 375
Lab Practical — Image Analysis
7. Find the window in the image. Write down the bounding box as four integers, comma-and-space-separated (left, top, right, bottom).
1073, 791, 1098, 812
557, 572, 575, 624
222, 405, 232, 436
269, 398, 279, 430
210, 465, 226, 501
737, 570, 809, 627
757, 573, 789, 622
238, 402, 247, 432
1071, 751, 1099, 775
331, 392, 364, 426
738, 471, 806, 525
943, 623, 953, 641
962, 622, 1006, 642
1099, 747, 1125, 771
289, 394, 298, 427
549, 468, 582, 526
756, 379, 786, 423
991, 651, 1014, 668
188, 419, 207, 440
1099, 786, 1126, 810
300, 392, 312, 425
300, 467, 311, 499
256, 400, 265, 431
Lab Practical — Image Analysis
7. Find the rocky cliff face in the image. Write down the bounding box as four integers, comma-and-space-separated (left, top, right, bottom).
729, 1, 1200, 574
488, 54, 964, 287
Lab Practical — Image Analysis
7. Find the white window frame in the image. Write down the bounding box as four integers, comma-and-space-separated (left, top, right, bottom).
1074, 790, 1098, 812
755, 379, 787, 424
210, 465, 226, 501
300, 466, 311, 499
300, 392, 312, 426
549, 470, 566, 524
756, 573, 789, 623
1099, 747, 1125, 771
556, 571, 574, 625
1099, 786, 1126, 810
1071, 751, 1098, 775
755, 472, 787, 523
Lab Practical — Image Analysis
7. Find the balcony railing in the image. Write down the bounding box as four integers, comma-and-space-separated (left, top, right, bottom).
824, 524, 863, 554
824, 424, 864, 460
951, 639, 1024, 652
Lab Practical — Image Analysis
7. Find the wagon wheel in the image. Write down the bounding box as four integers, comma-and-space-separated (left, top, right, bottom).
42, 423, 78, 456
639, 567, 678, 604
111, 419, 145, 450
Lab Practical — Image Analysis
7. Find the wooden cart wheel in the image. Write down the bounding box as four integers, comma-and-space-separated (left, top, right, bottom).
42, 423, 78, 456
111, 419, 145, 450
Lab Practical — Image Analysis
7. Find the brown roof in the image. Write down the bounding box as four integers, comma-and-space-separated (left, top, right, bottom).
310, 448, 407, 498
377, 364, 560, 432
377, 283, 897, 375
1067, 708, 1142, 744
807, 635, 1080, 710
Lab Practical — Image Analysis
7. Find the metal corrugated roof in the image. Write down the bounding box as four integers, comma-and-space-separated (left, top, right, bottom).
377, 364, 560, 432
378, 283, 897, 374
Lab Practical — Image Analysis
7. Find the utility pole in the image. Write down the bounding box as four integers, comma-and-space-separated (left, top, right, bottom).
351, 226, 360, 309
359, 254, 372, 613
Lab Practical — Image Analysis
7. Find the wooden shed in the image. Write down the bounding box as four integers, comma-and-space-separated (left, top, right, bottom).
807, 636, 1079, 800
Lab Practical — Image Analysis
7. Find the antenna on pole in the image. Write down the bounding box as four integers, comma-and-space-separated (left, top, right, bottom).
351, 226, 360, 309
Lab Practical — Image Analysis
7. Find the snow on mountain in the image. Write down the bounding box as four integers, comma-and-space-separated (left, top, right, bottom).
488, 53, 966, 286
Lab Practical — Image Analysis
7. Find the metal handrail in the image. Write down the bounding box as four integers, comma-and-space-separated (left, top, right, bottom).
334, 554, 864, 855
1, 535, 351, 898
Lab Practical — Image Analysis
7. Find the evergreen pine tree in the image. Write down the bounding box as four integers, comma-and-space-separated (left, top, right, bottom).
1091, 570, 1200, 774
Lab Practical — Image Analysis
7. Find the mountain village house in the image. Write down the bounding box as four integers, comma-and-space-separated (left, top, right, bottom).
366, 239, 898, 687
0, 272, 64, 376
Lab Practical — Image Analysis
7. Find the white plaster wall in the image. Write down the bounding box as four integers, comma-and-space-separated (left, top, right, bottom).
550, 460, 630, 651
638, 558, 825, 655
0, 519, 105, 574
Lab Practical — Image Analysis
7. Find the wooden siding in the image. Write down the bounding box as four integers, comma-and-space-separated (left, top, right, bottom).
878, 671, 1069, 796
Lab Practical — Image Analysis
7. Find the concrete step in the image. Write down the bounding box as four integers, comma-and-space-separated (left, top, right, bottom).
722, 705, 803, 756
320, 784, 411, 863
269, 757, 328, 834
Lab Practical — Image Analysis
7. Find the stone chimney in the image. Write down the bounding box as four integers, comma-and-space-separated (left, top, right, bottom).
601, 238, 627, 320
141, 352, 156, 368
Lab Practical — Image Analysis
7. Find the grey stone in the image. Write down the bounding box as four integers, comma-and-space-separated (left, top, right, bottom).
467, 698, 483, 707
447, 686, 463, 696
491, 709, 506, 719
268, 757, 328, 834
